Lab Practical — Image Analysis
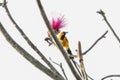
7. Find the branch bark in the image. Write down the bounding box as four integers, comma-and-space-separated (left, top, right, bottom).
1, 0, 62, 77
82, 30, 108, 55
36, 0, 81, 80
0, 22, 64, 80
97, 9, 120, 44
78, 41, 88, 80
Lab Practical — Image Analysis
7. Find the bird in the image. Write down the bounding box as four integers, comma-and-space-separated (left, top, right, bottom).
58, 31, 73, 58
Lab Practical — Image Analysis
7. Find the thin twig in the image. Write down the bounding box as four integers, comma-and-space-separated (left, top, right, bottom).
0, 22, 64, 80
60, 63, 68, 80
49, 58, 68, 80
75, 61, 94, 80
97, 9, 120, 44
71, 59, 82, 77
73, 61, 94, 80
73, 61, 82, 77
82, 30, 108, 55
101, 74, 120, 80
87, 75, 94, 80
1, 0, 62, 76
36, 0, 81, 79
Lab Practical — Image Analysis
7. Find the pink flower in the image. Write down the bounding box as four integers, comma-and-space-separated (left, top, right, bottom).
51, 16, 65, 30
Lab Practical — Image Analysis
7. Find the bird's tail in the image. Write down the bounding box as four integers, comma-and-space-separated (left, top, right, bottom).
67, 48, 72, 55
67, 48, 74, 59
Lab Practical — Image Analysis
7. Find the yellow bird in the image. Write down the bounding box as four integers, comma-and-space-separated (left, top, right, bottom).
58, 31, 73, 57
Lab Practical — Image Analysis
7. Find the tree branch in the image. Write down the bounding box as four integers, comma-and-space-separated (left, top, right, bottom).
1, 0, 62, 77
73, 61, 94, 80
71, 59, 82, 77
0, 22, 64, 80
78, 41, 88, 80
82, 30, 108, 55
0, 0, 7, 7
101, 74, 120, 80
36, 0, 81, 79
97, 9, 120, 44
49, 58, 68, 80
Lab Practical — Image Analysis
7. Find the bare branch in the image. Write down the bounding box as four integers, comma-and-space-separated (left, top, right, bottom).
78, 41, 88, 80
60, 63, 68, 80
70, 61, 94, 80
49, 58, 68, 80
0, 0, 7, 7
101, 74, 120, 80
97, 9, 120, 44
82, 30, 108, 55
36, 0, 81, 79
1, 0, 62, 77
71, 59, 82, 77
0, 22, 64, 80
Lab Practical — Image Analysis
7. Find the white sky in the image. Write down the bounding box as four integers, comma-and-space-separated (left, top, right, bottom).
0, 0, 120, 80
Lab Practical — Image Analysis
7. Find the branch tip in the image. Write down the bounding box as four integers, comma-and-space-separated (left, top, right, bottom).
97, 9, 105, 16
82, 30, 108, 55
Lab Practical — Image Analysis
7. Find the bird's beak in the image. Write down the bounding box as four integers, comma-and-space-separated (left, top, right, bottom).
64, 31, 68, 34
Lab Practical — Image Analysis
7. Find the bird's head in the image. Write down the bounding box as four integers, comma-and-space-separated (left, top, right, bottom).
59, 31, 68, 40
60, 31, 68, 36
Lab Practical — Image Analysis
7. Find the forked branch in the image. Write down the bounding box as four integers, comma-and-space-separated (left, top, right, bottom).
0, 22, 64, 80
1, 0, 62, 76
49, 58, 68, 80
97, 9, 120, 44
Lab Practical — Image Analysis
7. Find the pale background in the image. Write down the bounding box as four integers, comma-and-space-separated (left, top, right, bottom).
0, 0, 120, 80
